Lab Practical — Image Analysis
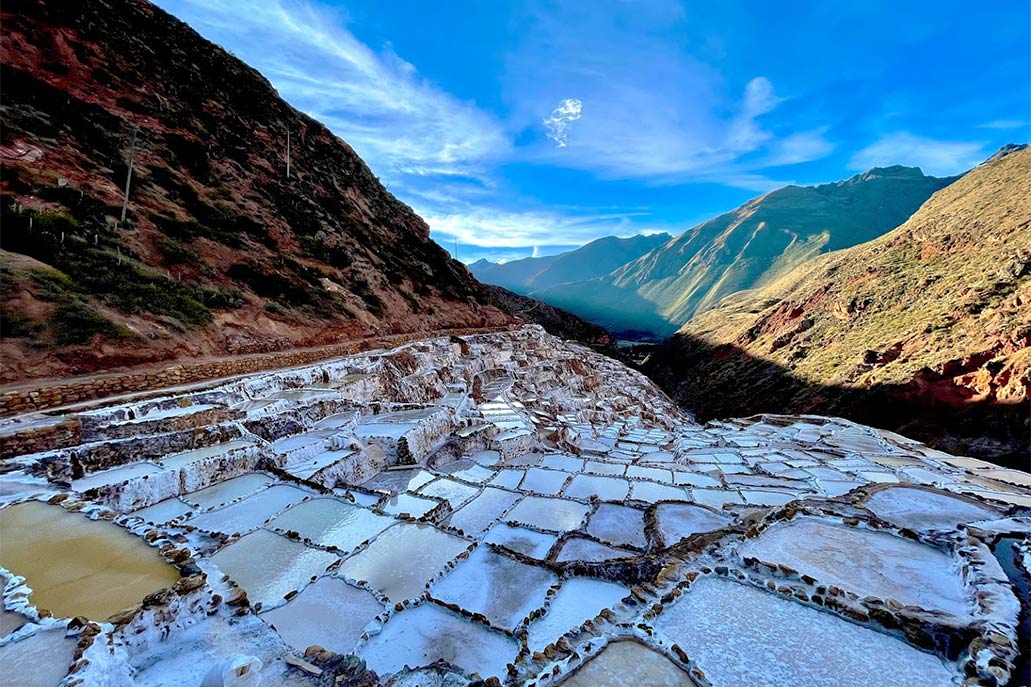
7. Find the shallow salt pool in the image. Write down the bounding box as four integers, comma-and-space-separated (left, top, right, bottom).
431, 546, 557, 629
358, 602, 518, 680
259, 576, 383, 655
563, 474, 631, 501
506, 496, 590, 532
738, 517, 973, 618
447, 487, 521, 535
0, 628, 80, 687
267, 496, 395, 553
338, 523, 470, 602
656, 503, 731, 545
526, 577, 628, 652
557, 640, 696, 686
864, 486, 999, 532
483, 523, 557, 559
185, 484, 308, 535
586, 503, 647, 548
182, 473, 274, 509
0, 501, 179, 620
210, 529, 338, 609
653, 577, 956, 687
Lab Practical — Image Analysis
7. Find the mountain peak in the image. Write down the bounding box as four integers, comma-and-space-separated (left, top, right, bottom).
983, 143, 1029, 164
857, 165, 926, 182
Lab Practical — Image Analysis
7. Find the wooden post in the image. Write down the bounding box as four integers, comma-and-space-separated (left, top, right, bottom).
120, 127, 137, 223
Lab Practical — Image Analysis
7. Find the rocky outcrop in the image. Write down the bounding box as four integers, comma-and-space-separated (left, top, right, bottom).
0, 0, 513, 383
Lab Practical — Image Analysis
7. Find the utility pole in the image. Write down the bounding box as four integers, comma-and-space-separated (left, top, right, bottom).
120, 126, 137, 224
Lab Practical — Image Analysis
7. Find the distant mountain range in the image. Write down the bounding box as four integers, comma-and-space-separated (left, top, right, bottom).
646, 146, 1031, 462
474, 167, 957, 337
469, 233, 670, 293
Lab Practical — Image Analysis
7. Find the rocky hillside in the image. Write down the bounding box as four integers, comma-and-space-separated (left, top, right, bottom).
536, 167, 955, 336
646, 147, 1031, 464
481, 284, 616, 355
470, 233, 670, 293
0, 0, 513, 383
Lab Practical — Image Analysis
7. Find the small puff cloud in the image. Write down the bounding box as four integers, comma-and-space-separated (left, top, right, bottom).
544, 98, 583, 147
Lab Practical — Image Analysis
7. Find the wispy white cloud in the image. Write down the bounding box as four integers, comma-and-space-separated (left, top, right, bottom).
543, 98, 583, 147
155, 0, 507, 180
977, 119, 1028, 130
849, 132, 987, 176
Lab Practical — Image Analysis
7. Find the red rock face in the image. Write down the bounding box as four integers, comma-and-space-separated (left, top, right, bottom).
0, 0, 514, 382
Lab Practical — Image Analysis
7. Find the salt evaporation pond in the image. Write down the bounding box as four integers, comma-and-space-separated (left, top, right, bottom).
0, 628, 80, 687
563, 474, 630, 501
210, 529, 338, 609
268, 497, 394, 553
358, 602, 518, 680
338, 523, 470, 602
182, 473, 274, 509
558, 640, 696, 686
526, 577, 627, 652
381, 492, 439, 518
431, 546, 557, 629
586, 503, 647, 548
0, 501, 179, 620
483, 523, 558, 558
738, 518, 973, 618
654, 577, 956, 687
506, 496, 589, 532
185, 484, 308, 535
656, 503, 730, 545
447, 487, 521, 535
259, 576, 383, 655
864, 486, 999, 531
554, 536, 633, 562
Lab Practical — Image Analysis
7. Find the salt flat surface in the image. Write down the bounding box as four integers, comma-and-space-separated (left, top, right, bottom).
526, 577, 628, 652
0, 628, 79, 687
631, 481, 689, 503
557, 640, 695, 687
182, 473, 273, 509
520, 467, 570, 495
268, 497, 395, 553
339, 523, 470, 602
506, 496, 590, 532
555, 536, 634, 562
654, 577, 955, 687
418, 478, 479, 509
738, 518, 973, 618
563, 474, 631, 501
865, 487, 999, 531
260, 576, 382, 655
656, 503, 731, 545
210, 529, 338, 608
382, 492, 439, 518
358, 603, 518, 680
185, 484, 308, 535
484, 523, 557, 558
586, 503, 647, 548
447, 487, 521, 535
72, 461, 163, 491
130, 497, 193, 524
431, 546, 558, 629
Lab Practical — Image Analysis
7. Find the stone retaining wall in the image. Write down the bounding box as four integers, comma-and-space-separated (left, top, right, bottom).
0, 327, 509, 418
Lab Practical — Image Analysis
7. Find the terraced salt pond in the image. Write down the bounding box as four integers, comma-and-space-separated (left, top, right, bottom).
1, 327, 1025, 686
358, 602, 518, 680
654, 577, 956, 687
268, 497, 394, 553
338, 523, 470, 602
431, 546, 557, 629
0, 628, 80, 687
738, 518, 973, 618
260, 576, 382, 654
557, 640, 696, 686
0, 501, 178, 620
864, 486, 1000, 531
210, 529, 338, 608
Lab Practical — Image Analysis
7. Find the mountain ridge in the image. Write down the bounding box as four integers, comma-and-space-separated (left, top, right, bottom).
645, 147, 1031, 462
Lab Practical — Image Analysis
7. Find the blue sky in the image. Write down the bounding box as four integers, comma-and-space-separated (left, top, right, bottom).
156, 0, 1029, 263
